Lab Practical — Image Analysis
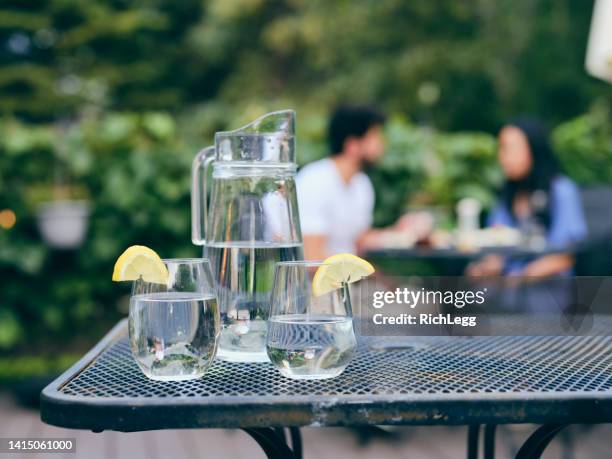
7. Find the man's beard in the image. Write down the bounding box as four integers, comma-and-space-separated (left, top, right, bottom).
361, 154, 378, 173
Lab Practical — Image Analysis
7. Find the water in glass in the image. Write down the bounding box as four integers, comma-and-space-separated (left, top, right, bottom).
267, 314, 356, 379
130, 292, 219, 381
128, 258, 220, 381
267, 261, 357, 379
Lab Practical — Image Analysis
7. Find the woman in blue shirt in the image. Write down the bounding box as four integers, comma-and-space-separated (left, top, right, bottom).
467, 118, 587, 279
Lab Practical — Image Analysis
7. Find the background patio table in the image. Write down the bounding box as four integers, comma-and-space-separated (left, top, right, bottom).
41, 319, 612, 459
365, 184, 612, 278
365, 246, 581, 277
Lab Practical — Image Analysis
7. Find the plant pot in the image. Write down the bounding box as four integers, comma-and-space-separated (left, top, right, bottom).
36, 200, 91, 249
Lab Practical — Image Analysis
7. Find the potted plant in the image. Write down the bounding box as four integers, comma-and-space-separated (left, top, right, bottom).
31, 184, 91, 249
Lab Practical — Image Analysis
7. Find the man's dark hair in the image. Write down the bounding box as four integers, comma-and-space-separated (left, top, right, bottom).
328, 105, 386, 155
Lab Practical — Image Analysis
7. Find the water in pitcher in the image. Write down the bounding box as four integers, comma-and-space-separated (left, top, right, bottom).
206, 241, 303, 362
129, 292, 219, 381
266, 314, 356, 379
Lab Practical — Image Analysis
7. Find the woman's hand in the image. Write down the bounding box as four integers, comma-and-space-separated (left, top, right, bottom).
466, 254, 505, 277
521, 253, 575, 279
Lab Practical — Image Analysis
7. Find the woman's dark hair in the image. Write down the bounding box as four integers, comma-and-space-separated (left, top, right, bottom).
500, 118, 561, 229
328, 105, 386, 155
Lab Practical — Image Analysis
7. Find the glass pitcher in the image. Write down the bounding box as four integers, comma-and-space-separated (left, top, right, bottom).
191, 110, 304, 362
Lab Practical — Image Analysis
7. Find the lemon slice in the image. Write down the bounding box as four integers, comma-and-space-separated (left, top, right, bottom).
312, 253, 375, 296
112, 245, 169, 284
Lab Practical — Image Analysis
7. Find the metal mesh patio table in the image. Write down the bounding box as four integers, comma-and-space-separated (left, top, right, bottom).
41, 319, 612, 459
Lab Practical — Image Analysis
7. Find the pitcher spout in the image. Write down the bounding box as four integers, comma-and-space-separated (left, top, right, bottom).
228, 109, 295, 136
215, 110, 296, 163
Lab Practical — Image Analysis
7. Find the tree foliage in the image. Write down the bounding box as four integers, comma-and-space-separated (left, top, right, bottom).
2, 0, 610, 129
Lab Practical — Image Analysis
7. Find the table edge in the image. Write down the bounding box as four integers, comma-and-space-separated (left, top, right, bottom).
40, 319, 612, 431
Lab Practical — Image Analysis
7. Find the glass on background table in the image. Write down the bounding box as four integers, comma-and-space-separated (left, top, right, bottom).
41, 315, 612, 459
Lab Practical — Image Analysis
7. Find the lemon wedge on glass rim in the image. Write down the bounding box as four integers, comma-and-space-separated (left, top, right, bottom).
312, 253, 375, 296
112, 245, 169, 284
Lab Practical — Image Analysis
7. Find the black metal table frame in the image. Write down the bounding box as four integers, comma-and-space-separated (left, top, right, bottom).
41, 320, 612, 459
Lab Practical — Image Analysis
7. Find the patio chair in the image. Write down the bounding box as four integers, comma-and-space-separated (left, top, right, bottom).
575, 186, 612, 276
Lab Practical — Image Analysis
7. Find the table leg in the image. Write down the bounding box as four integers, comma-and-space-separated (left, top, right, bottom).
484, 424, 497, 459
514, 424, 567, 459
467, 424, 480, 459
243, 427, 301, 459
289, 427, 303, 459
273, 427, 286, 443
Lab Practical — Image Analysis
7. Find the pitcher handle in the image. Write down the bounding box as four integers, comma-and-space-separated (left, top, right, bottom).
191, 146, 215, 245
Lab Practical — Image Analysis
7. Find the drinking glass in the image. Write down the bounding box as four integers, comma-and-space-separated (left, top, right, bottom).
128, 258, 220, 381
267, 261, 357, 380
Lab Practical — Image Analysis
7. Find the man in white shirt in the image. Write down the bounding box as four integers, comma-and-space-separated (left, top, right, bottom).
297, 105, 399, 260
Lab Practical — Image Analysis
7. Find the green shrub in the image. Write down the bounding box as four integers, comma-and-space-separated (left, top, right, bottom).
554, 104, 612, 185
0, 112, 200, 354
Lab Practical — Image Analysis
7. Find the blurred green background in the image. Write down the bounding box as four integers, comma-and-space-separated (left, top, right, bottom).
1, 0, 612, 379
